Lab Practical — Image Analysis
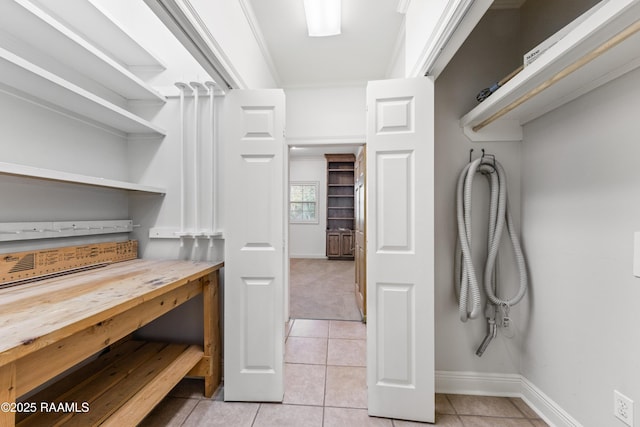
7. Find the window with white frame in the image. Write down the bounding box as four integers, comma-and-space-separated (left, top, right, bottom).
289, 182, 319, 224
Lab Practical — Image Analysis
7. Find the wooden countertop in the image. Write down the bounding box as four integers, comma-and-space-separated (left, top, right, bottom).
0, 259, 223, 367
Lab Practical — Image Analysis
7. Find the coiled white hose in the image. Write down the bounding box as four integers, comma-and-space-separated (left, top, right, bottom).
455, 156, 527, 323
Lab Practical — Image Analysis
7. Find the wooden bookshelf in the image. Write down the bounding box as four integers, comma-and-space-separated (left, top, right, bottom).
325, 154, 355, 260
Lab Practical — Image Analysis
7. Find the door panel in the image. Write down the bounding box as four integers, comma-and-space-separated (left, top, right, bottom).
366, 78, 434, 422
223, 89, 285, 402
327, 232, 340, 257
355, 149, 366, 318
341, 231, 353, 257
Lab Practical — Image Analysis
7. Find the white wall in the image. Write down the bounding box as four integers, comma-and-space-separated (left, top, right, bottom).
434, 9, 525, 375
289, 157, 326, 258
285, 86, 364, 258
520, 53, 640, 427
285, 86, 366, 144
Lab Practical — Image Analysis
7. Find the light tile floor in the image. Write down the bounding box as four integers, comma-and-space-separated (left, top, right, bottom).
142, 319, 549, 427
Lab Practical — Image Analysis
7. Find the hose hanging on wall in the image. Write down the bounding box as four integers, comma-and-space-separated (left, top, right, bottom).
455, 150, 527, 357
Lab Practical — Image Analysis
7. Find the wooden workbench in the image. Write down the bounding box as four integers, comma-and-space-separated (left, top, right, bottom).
0, 258, 223, 426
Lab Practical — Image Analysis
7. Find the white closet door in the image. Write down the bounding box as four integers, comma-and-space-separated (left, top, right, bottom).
366, 78, 434, 422
223, 89, 286, 401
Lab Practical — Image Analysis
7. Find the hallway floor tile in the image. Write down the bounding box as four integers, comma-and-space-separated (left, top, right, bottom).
144, 319, 549, 426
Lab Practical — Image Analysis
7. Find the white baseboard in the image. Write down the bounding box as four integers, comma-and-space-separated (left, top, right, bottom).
435, 370, 583, 427
289, 254, 327, 259
436, 370, 521, 397
521, 376, 583, 427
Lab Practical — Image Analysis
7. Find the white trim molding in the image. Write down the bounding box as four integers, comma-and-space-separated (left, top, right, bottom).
521, 377, 584, 427
409, 0, 492, 79
143, 0, 245, 89
238, 0, 282, 87
435, 371, 584, 427
435, 370, 521, 397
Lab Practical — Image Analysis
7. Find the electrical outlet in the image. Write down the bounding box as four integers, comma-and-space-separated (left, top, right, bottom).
614, 390, 634, 426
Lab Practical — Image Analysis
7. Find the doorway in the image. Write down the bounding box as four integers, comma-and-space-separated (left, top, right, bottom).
222, 80, 434, 420
287, 143, 364, 322
285, 143, 369, 414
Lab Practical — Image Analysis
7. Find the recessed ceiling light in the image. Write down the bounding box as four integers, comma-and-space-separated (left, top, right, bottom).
303, 0, 341, 37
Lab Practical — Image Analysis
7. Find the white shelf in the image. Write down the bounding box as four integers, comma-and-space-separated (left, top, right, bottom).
31, 0, 166, 71
0, 161, 166, 194
460, 0, 640, 142
0, 0, 165, 103
0, 46, 166, 137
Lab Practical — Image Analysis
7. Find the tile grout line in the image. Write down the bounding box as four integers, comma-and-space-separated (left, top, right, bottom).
250, 403, 262, 427
322, 333, 329, 427
445, 394, 458, 415
506, 396, 529, 419
175, 397, 199, 427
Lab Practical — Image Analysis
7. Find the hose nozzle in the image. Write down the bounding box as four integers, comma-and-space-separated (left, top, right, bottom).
475, 319, 497, 357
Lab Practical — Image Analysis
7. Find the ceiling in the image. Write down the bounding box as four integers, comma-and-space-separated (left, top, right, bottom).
243, 0, 525, 158
246, 0, 404, 88
244, 0, 526, 88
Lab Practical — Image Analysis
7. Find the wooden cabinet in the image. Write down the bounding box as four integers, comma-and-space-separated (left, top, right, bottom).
325, 154, 355, 260
326, 229, 354, 259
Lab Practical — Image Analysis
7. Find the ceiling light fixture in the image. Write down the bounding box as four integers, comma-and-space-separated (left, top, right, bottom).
303, 0, 341, 37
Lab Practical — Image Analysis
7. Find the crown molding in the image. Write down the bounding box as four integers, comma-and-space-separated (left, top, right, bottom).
238, 0, 282, 87
143, 0, 246, 89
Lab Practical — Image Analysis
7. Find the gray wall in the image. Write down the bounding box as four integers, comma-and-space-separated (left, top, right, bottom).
520, 0, 601, 54
438, 1, 640, 424
521, 64, 640, 427
434, 9, 526, 374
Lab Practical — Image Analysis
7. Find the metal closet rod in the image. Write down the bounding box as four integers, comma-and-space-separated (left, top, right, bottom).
472, 18, 640, 132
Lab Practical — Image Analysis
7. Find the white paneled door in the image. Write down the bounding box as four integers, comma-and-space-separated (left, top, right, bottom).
366, 78, 435, 422
223, 89, 286, 402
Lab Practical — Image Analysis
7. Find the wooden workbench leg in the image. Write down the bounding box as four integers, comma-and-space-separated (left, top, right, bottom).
0, 363, 16, 426
203, 271, 221, 397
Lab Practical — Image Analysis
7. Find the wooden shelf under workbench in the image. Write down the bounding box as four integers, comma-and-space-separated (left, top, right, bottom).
0, 258, 223, 426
